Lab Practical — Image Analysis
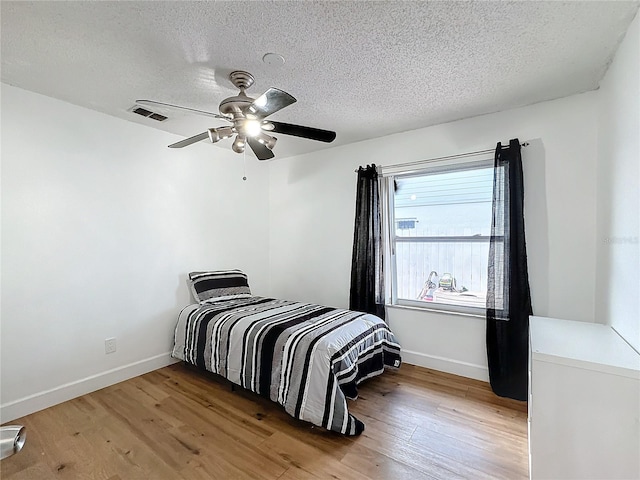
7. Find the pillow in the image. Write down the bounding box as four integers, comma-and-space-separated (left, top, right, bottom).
188, 269, 251, 304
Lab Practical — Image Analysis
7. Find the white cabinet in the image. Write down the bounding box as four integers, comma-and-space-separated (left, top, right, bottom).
529, 316, 640, 480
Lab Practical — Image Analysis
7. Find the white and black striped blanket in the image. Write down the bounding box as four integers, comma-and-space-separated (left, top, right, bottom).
172, 296, 402, 435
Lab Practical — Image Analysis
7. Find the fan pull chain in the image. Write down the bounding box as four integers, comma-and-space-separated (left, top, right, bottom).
242, 149, 247, 181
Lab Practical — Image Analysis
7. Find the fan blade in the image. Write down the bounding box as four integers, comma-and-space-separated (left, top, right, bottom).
135, 100, 228, 120
267, 121, 336, 143
245, 88, 296, 119
247, 137, 275, 161
168, 132, 209, 148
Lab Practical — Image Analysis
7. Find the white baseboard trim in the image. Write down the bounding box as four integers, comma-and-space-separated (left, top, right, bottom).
401, 349, 489, 382
1, 350, 487, 422
0, 352, 180, 423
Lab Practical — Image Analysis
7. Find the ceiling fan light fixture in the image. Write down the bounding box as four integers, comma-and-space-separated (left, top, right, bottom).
255, 132, 277, 149
208, 126, 234, 143
219, 126, 234, 139
232, 135, 246, 153
155, 70, 336, 157
208, 128, 221, 143
244, 119, 263, 137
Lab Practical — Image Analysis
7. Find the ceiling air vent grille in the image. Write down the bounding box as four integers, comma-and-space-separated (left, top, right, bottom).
131, 106, 168, 122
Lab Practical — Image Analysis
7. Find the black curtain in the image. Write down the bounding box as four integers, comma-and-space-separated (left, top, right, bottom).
486, 139, 532, 401
350, 165, 385, 320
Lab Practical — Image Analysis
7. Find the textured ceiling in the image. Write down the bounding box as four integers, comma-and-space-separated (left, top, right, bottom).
1, 1, 638, 159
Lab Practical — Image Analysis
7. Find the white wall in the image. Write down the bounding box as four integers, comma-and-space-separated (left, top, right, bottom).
269, 92, 599, 380
596, 12, 640, 352
0, 85, 270, 421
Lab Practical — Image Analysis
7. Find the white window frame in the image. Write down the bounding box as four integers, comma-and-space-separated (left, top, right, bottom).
383, 157, 495, 317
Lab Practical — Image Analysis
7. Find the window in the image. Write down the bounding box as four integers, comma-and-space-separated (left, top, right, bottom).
387, 160, 495, 315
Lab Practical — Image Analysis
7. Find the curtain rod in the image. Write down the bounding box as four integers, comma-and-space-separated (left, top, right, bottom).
354, 142, 530, 173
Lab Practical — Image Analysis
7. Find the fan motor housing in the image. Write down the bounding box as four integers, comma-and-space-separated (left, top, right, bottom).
219, 93, 254, 116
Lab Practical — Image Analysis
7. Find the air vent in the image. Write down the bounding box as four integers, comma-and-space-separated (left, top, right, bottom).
149, 113, 167, 121
130, 106, 168, 122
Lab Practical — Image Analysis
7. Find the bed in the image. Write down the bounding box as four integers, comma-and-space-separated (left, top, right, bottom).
171, 270, 402, 435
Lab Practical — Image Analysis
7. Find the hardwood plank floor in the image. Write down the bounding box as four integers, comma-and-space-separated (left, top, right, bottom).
1, 363, 528, 479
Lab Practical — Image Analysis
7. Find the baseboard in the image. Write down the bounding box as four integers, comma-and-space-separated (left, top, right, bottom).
1, 350, 487, 422
400, 349, 489, 382
0, 352, 180, 423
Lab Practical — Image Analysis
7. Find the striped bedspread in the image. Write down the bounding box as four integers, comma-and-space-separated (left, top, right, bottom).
172, 297, 402, 435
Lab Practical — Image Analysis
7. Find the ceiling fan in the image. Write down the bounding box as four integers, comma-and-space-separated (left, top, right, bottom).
136, 71, 336, 160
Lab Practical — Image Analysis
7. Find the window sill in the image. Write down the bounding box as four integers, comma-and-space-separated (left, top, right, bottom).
386, 303, 486, 319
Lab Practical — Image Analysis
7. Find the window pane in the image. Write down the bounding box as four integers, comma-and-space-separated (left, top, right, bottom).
395, 241, 489, 309
394, 168, 493, 237
392, 165, 494, 311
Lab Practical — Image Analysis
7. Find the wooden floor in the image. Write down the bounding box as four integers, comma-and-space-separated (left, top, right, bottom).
1, 363, 528, 479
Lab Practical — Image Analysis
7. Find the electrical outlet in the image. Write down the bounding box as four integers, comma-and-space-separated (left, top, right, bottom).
105, 337, 117, 354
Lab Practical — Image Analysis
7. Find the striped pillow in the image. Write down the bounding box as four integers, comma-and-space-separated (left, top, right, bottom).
188, 270, 252, 304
